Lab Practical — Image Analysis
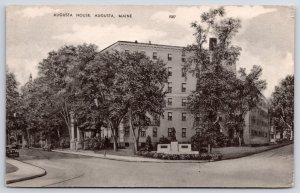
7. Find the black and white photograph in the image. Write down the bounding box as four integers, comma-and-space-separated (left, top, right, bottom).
5, 5, 294, 187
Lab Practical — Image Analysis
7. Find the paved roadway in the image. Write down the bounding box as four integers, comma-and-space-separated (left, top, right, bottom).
9, 145, 293, 187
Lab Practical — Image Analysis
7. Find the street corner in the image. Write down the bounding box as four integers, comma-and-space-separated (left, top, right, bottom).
5, 159, 46, 185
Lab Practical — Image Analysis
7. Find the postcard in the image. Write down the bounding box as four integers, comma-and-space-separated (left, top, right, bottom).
5, 5, 294, 187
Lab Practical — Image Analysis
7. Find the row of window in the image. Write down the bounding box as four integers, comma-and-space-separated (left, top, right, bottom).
124, 127, 202, 138
167, 98, 187, 106
250, 116, 268, 127
251, 130, 268, 138
166, 112, 200, 122
125, 50, 186, 62
168, 112, 186, 121
124, 127, 158, 138
168, 67, 187, 77
167, 82, 186, 93
168, 128, 201, 138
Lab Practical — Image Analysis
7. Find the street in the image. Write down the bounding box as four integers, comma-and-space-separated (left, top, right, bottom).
9, 145, 293, 187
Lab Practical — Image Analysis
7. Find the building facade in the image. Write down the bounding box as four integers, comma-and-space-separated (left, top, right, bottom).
81, 40, 270, 147
243, 96, 270, 145
101, 41, 199, 147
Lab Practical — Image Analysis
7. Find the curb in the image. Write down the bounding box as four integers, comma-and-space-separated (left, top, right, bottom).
51, 149, 211, 163
52, 143, 292, 163
6, 160, 47, 184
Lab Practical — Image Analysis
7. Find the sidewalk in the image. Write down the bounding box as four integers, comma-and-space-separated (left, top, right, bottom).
53, 142, 292, 163
52, 149, 209, 163
6, 159, 46, 185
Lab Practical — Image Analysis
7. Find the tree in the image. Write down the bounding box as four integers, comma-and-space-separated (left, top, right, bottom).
18, 44, 99, 147
36, 44, 98, 143
79, 51, 167, 152
76, 51, 131, 151
6, 70, 21, 144
184, 7, 266, 150
271, 75, 294, 140
124, 52, 167, 153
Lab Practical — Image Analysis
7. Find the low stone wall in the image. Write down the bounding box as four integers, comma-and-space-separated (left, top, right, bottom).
157, 144, 171, 153
157, 142, 198, 154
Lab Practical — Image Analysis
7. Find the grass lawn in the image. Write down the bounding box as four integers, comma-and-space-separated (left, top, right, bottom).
16, 148, 92, 161
93, 148, 138, 157
212, 142, 292, 159
6, 162, 18, 174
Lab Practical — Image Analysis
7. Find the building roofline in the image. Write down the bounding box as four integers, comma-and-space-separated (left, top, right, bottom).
100, 41, 185, 53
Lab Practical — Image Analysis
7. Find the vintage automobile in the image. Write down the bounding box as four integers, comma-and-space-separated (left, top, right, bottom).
6, 145, 20, 158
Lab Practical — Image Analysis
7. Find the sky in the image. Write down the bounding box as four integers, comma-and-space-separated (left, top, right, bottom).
6, 5, 295, 98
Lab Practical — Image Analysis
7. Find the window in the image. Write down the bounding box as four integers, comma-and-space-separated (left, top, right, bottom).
182, 51, 186, 62
167, 98, 172, 106
168, 82, 172, 93
168, 128, 173, 137
196, 128, 201, 135
168, 67, 172, 76
168, 53, 172, 61
182, 83, 187, 92
251, 116, 256, 124
182, 68, 186, 77
182, 112, 187, 121
125, 50, 129, 54
195, 113, 200, 122
124, 126, 130, 137
141, 130, 146, 137
153, 127, 157, 137
182, 98, 187, 106
182, 128, 186, 138
196, 72, 200, 78
209, 38, 217, 51
168, 112, 172, 121
153, 52, 157, 60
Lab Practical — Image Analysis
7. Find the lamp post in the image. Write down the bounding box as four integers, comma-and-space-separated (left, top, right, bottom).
70, 111, 76, 151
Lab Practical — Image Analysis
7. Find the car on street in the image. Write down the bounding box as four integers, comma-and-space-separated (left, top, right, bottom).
6, 145, 19, 158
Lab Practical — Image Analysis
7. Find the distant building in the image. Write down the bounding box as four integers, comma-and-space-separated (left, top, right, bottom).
243, 96, 270, 145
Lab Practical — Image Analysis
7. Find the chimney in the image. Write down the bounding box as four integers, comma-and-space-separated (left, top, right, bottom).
135, 40, 138, 43
149, 41, 151, 44
209, 38, 217, 51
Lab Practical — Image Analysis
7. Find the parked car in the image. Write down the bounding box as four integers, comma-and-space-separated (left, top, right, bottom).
6, 145, 19, 158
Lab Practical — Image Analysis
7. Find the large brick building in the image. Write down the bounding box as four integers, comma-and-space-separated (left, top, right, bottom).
93, 40, 270, 147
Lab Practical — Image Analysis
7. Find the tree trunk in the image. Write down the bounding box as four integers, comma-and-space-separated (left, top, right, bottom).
113, 135, 118, 151
26, 128, 31, 148
112, 128, 118, 151
108, 120, 119, 151
133, 140, 138, 154
208, 144, 211, 153
128, 108, 139, 154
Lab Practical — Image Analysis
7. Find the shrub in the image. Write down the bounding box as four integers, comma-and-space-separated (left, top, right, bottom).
215, 133, 229, 147
137, 151, 222, 161
158, 135, 170, 144
145, 136, 153, 152
191, 133, 205, 151
83, 138, 91, 150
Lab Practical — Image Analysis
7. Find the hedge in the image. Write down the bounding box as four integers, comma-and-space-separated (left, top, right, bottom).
136, 151, 223, 161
